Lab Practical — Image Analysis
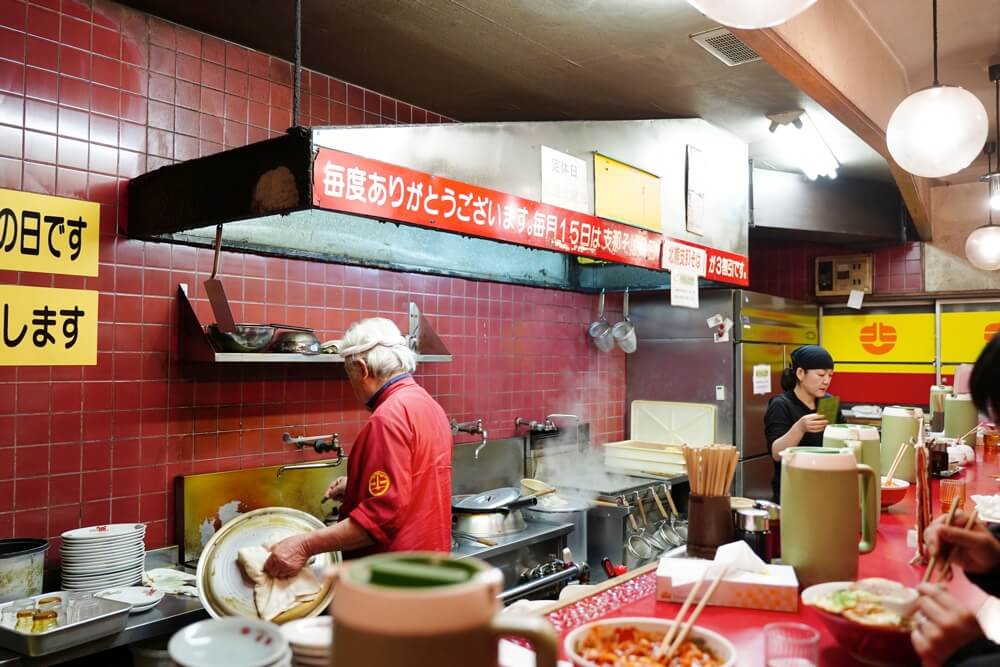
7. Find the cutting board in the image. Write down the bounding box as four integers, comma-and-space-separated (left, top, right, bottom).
175, 461, 346, 565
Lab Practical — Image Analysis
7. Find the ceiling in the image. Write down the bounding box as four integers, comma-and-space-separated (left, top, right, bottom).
852, 0, 1000, 184
119, 0, 893, 182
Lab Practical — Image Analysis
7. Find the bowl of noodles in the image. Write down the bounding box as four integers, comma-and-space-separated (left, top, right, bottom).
563, 617, 736, 667
801, 579, 919, 666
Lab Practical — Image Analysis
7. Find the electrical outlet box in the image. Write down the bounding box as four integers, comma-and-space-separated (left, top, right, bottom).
815, 254, 872, 296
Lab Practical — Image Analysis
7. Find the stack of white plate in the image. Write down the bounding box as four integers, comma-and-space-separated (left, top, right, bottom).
280, 617, 331, 666
170, 618, 291, 667
61, 523, 146, 591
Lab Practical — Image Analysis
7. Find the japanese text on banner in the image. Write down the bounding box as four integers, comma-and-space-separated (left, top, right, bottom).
0, 285, 98, 365
313, 148, 663, 270
0, 189, 100, 277
661, 237, 749, 287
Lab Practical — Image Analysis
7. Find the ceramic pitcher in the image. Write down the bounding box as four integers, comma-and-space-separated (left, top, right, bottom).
880, 406, 922, 483
824, 425, 882, 517
944, 394, 977, 446
780, 447, 878, 587
330, 552, 558, 667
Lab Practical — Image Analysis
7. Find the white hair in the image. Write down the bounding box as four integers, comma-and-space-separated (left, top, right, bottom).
340, 317, 416, 380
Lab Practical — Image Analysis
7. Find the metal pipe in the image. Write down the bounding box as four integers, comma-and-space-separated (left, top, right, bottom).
292, 0, 302, 127
277, 460, 343, 478
497, 563, 586, 604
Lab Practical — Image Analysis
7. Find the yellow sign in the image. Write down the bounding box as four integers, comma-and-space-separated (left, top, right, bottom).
822, 313, 934, 364
0, 188, 99, 277
0, 285, 98, 365
941, 310, 1000, 365
593, 153, 662, 232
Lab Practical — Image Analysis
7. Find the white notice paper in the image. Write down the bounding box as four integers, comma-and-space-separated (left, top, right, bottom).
752, 364, 772, 395
671, 269, 699, 309
540, 146, 589, 213
706, 314, 724, 328
847, 289, 865, 310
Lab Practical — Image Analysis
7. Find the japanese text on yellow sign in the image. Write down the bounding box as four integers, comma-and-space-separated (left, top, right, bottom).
0, 188, 99, 277
0, 285, 97, 365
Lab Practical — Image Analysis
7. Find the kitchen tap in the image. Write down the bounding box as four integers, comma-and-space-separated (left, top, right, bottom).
514, 417, 559, 433
451, 418, 488, 459
276, 460, 344, 478
277, 432, 345, 478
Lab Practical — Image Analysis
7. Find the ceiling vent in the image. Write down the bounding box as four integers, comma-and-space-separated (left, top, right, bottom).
690, 27, 762, 66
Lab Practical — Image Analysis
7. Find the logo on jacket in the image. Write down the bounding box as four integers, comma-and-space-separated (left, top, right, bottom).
368, 470, 391, 497
859, 321, 896, 355
985, 322, 1000, 341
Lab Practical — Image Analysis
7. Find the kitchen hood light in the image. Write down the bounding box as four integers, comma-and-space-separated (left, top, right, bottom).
886, 0, 987, 178
767, 110, 839, 180
686, 0, 817, 29
966, 144, 1000, 271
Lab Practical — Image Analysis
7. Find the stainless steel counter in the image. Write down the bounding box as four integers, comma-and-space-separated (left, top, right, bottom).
451, 520, 572, 561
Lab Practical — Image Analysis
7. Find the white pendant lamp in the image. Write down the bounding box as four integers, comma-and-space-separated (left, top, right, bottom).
966, 71, 1000, 272
886, 0, 987, 178
685, 0, 817, 29
982, 65, 1000, 211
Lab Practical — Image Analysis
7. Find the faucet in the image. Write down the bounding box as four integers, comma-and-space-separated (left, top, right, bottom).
451, 418, 489, 459
276, 432, 345, 478
515, 417, 559, 434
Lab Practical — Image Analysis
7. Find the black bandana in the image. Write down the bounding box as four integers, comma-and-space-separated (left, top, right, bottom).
790, 345, 834, 371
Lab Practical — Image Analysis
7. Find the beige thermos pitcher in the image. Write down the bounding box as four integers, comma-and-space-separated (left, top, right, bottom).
329, 552, 558, 667
780, 447, 878, 588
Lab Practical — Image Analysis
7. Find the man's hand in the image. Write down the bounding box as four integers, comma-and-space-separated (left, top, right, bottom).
324, 476, 348, 502
924, 511, 1000, 576
263, 533, 313, 579
911, 583, 985, 667
797, 413, 828, 434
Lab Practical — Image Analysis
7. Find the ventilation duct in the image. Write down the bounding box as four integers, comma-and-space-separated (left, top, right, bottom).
690, 27, 762, 66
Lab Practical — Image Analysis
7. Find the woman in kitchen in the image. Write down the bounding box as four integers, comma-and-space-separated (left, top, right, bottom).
264, 317, 453, 577
763, 344, 840, 499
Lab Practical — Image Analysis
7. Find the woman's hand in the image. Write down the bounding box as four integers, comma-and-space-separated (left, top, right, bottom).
797, 413, 828, 434
264, 533, 313, 579
911, 583, 985, 666
924, 511, 1000, 576
325, 476, 348, 502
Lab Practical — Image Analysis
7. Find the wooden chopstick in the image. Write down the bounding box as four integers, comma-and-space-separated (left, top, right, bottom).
885, 441, 910, 485
665, 565, 729, 660
932, 509, 979, 583
922, 499, 960, 583
655, 568, 708, 658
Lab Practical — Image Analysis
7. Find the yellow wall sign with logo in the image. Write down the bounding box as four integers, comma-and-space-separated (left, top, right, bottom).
0, 284, 98, 365
593, 153, 662, 232
822, 313, 935, 373
0, 188, 100, 277
940, 310, 1000, 373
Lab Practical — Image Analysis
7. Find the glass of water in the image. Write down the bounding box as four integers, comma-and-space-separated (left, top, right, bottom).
765, 622, 820, 667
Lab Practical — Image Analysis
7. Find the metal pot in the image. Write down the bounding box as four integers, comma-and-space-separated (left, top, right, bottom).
0, 539, 48, 603
208, 324, 276, 352
271, 329, 321, 355
523, 495, 589, 564
453, 510, 526, 538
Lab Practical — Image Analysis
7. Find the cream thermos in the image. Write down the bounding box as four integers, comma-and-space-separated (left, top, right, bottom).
880, 406, 922, 483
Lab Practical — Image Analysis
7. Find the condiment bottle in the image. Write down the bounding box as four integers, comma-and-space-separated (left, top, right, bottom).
30, 610, 57, 633
928, 439, 949, 477
754, 500, 781, 561
735, 508, 770, 562
14, 610, 34, 633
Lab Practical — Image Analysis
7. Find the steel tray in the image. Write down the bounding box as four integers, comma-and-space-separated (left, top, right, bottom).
0, 591, 131, 656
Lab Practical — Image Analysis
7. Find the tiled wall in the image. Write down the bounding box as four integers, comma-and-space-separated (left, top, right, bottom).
0, 0, 626, 559
748, 239, 923, 302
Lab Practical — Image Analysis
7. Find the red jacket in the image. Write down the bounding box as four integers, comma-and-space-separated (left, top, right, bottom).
339, 376, 453, 559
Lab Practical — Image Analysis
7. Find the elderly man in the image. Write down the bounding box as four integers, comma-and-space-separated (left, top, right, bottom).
265, 317, 453, 577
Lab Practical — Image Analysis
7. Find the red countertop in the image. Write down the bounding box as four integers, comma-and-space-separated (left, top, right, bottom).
545, 447, 1000, 666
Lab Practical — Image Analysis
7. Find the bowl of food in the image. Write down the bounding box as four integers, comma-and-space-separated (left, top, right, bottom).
881, 477, 910, 511
563, 617, 736, 667
802, 579, 919, 666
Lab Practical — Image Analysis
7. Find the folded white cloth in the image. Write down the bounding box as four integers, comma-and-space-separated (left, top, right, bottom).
236, 544, 321, 621
143, 568, 198, 597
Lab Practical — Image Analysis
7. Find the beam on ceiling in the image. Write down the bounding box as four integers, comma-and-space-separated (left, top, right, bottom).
731, 7, 932, 241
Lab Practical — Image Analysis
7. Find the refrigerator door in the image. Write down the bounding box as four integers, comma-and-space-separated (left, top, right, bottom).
629, 290, 736, 340
736, 342, 786, 459
734, 455, 775, 500
733, 290, 818, 345
626, 339, 733, 445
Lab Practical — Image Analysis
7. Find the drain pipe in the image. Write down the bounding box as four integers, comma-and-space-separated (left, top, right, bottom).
292, 0, 302, 127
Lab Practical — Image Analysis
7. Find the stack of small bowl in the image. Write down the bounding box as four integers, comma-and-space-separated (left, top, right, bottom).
60, 523, 146, 591
280, 617, 332, 666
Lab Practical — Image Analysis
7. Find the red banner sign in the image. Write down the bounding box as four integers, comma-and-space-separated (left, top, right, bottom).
661, 237, 749, 287
312, 148, 663, 270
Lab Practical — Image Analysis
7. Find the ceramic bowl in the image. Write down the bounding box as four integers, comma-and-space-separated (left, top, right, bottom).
802, 582, 919, 666
563, 617, 736, 667
880, 477, 910, 511
169, 618, 289, 667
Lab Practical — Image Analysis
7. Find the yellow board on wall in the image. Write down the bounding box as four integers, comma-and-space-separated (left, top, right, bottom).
593, 153, 662, 232
0, 284, 98, 365
941, 310, 1000, 366
822, 313, 934, 364
0, 188, 100, 277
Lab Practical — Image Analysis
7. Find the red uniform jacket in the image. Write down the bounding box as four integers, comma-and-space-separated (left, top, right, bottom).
339, 375, 452, 559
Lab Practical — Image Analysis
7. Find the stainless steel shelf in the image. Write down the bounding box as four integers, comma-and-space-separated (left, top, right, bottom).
209, 352, 452, 363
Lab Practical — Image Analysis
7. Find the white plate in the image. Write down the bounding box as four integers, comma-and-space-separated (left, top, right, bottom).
62, 543, 145, 556
62, 555, 145, 570
62, 563, 144, 578
281, 617, 331, 651
169, 618, 289, 667
196, 507, 338, 622
61, 538, 146, 552
96, 586, 164, 607
62, 524, 146, 541
62, 571, 144, 588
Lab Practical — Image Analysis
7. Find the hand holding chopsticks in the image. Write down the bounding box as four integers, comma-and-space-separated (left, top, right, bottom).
922, 499, 960, 583
655, 565, 729, 660
923, 508, 998, 583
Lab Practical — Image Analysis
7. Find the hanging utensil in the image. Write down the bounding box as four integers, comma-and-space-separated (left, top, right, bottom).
650, 487, 682, 548
587, 289, 614, 352
663, 484, 688, 542
634, 491, 669, 552
203, 224, 236, 333
612, 287, 637, 354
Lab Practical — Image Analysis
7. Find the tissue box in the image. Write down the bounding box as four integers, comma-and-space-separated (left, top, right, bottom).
655, 558, 799, 612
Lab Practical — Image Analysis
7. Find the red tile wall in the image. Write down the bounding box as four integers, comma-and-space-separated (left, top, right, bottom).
0, 0, 626, 560
748, 239, 924, 302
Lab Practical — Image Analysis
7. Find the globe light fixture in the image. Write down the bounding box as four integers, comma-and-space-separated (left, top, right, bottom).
767, 110, 839, 180
966, 144, 1000, 271
886, 0, 988, 178
685, 0, 818, 29
982, 65, 1000, 211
